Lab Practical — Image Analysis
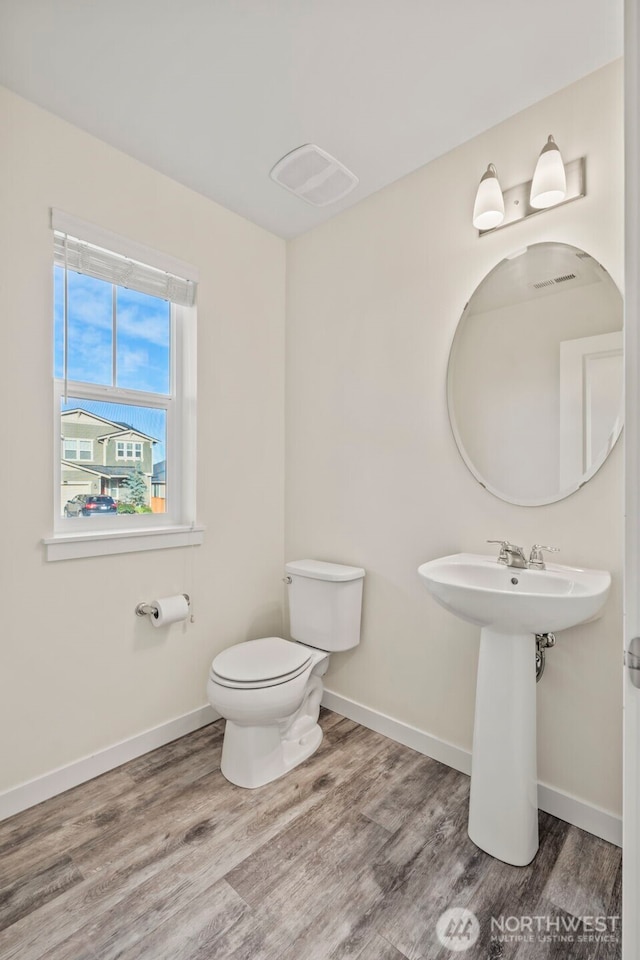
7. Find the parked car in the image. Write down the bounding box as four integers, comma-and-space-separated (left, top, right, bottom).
64, 495, 117, 517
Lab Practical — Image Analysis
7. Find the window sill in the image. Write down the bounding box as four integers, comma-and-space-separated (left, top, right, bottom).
43, 524, 205, 562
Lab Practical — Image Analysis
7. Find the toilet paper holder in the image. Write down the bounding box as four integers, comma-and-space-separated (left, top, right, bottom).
135, 594, 190, 618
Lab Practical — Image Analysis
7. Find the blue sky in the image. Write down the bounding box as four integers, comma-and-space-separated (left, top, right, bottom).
55, 268, 170, 462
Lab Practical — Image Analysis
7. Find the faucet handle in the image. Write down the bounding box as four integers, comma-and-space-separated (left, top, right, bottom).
529, 544, 560, 567
487, 539, 511, 562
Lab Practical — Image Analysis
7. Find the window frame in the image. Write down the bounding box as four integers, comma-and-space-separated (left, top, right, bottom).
115, 440, 144, 461
62, 437, 94, 462
45, 212, 202, 561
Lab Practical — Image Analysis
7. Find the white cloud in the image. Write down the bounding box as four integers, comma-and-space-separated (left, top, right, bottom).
118, 346, 149, 375
117, 306, 170, 347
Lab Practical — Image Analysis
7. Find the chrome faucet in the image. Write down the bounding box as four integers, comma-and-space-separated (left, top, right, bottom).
487, 540, 528, 568
487, 540, 559, 570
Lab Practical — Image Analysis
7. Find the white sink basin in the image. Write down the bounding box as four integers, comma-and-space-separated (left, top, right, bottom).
417, 551, 611, 866
418, 552, 610, 634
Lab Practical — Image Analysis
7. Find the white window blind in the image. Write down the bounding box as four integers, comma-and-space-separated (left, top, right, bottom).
53, 233, 196, 307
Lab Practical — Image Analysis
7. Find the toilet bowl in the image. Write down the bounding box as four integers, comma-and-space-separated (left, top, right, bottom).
207, 559, 365, 788
207, 636, 329, 788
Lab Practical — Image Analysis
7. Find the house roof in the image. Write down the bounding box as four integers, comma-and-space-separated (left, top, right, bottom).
62, 408, 158, 443
62, 408, 126, 430
97, 428, 158, 444
61, 461, 123, 479
115, 421, 159, 442
99, 465, 144, 478
61, 461, 148, 479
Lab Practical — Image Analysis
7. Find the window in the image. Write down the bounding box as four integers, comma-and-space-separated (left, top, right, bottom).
45, 211, 202, 561
116, 441, 143, 460
63, 438, 93, 461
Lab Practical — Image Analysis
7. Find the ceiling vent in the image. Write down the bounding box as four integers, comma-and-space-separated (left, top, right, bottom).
532, 272, 577, 290
269, 144, 359, 207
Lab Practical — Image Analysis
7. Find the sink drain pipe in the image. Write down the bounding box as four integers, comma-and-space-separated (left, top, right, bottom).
535, 633, 555, 682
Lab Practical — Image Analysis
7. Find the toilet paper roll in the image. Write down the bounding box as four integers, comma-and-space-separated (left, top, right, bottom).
150, 594, 190, 628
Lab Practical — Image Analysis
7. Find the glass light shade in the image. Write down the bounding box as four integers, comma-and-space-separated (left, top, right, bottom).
472, 165, 505, 231
530, 135, 566, 209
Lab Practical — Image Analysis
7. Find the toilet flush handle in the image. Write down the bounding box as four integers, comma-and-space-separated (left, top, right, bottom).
282, 576, 292, 584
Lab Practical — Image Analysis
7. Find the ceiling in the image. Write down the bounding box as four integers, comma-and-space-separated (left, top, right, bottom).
0, 1, 622, 239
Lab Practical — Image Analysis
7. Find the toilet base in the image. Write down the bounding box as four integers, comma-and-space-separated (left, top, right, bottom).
221, 715, 323, 788
219, 675, 325, 788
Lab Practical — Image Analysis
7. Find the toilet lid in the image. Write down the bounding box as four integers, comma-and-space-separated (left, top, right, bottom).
211, 637, 313, 684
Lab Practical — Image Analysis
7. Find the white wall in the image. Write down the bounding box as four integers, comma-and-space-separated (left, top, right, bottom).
286, 62, 624, 815
0, 87, 285, 792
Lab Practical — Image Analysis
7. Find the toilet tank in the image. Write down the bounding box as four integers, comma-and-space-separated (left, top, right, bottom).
285, 559, 365, 652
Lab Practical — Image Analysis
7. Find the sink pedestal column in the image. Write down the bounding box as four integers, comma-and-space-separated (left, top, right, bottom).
468, 628, 538, 866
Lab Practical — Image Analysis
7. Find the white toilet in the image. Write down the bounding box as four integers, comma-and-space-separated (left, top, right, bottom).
207, 559, 365, 788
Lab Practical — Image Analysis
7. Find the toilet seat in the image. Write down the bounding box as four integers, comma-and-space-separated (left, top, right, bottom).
210, 636, 313, 689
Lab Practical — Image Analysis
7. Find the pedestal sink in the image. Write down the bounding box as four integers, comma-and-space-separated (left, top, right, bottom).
417, 553, 610, 866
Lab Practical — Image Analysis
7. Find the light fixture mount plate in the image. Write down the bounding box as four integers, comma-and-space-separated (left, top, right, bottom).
478, 157, 585, 236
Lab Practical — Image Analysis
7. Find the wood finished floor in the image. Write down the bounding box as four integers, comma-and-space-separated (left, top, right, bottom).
0, 710, 622, 960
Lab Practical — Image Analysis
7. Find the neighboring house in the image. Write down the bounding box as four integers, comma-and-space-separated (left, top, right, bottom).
151, 459, 166, 513
61, 409, 158, 511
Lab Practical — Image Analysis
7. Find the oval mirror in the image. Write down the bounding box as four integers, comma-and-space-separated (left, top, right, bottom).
447, 242, 623, 506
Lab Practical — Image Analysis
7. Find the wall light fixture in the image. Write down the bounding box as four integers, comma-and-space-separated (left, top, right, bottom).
472, 164, 505, 231
474, 135, 585, 236
530, 135, 567, 209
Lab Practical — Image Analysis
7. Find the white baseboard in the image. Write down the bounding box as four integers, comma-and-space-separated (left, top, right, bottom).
536, 782, 622, 848
2, 691, 623, 849
322, 689, 472, 776
322, 689, 622, 848
0, 704, 220, 822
